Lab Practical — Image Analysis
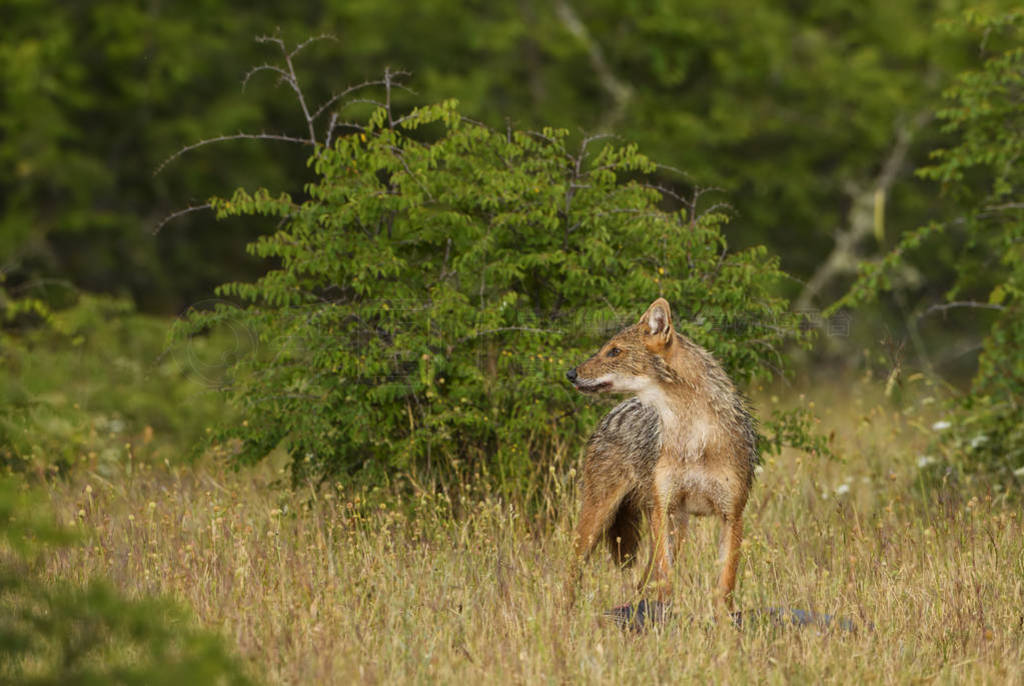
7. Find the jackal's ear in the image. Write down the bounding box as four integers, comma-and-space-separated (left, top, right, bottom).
639, 298, 673, 342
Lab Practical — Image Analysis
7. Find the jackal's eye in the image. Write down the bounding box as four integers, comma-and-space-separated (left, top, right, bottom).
606, 347, 621, 358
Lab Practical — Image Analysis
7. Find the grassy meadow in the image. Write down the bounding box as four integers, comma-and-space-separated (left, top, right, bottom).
40, 377, 1024, 684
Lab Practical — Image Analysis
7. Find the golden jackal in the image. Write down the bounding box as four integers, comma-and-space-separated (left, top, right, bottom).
564, 298, 758, 615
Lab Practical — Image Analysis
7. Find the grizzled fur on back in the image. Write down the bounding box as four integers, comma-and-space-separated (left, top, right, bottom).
587, 397, 662, 473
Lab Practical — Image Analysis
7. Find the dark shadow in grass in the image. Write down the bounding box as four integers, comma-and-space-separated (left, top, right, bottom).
604, 601, 866, 634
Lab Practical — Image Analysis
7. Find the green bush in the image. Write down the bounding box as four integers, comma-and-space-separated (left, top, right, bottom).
178, 86, 825, 489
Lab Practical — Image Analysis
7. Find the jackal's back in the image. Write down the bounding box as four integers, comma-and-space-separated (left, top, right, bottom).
582, 398, 661, 494
588, 398, 660, 465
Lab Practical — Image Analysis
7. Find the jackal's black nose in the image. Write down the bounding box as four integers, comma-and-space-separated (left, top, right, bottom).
565, 368, 577, 382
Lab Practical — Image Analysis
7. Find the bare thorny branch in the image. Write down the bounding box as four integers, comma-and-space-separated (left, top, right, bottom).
151, 203, 213, 235
153, 133, 312, 178
920, 300, 1006, 317
154, 35, 411, 233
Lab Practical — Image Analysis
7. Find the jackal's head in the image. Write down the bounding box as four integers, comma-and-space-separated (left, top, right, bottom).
566, 298, 676, 395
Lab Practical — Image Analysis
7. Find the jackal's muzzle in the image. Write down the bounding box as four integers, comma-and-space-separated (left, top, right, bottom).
566, 368, 611, 393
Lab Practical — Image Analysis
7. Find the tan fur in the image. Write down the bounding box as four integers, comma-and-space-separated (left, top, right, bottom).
564, 298, 758, 616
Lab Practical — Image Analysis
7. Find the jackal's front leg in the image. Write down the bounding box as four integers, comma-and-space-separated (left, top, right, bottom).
645, 494, 674, 604
715, 514, 744, 615
638, 507, 686, 593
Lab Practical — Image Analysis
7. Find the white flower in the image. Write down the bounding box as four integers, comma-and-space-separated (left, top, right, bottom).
969, 434, 988, 448
917, 455, 937, 468
931, 420, 952, 431
835, 483, 851, 496
1013, 465, 1024, 478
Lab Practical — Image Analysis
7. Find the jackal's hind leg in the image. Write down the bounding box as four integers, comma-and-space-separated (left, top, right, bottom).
564, 481, 631, 607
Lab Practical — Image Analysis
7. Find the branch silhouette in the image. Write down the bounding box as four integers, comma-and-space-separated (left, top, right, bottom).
154, 35, 409, 233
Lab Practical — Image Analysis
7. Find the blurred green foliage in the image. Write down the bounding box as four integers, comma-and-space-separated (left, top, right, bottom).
838, 7, 1024, 479
1, 0, 312, 311
1, 0, 979, 314
0, 477, 256, 685
1, 287, 231, 475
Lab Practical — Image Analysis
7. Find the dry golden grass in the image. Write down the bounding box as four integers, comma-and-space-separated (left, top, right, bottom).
44, 380, 1024, 684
